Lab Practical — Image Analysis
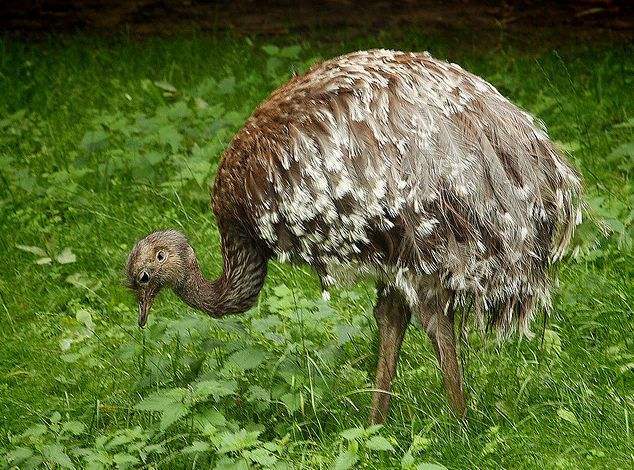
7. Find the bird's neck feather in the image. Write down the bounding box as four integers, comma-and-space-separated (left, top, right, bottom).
176, 229, 267, 317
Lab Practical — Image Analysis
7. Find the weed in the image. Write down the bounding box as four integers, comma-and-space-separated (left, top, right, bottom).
0, 33, 632, 468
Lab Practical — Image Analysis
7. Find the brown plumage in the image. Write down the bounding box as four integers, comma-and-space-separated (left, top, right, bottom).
126, 49, 581, 422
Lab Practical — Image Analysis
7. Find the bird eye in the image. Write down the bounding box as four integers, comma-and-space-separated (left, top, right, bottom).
156, 250, 166, 262
138, 271, 150, 284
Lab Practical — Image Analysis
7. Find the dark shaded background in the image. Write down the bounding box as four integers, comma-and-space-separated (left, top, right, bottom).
2, 1, 633, 39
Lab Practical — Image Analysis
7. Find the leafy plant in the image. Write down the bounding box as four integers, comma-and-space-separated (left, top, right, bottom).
1, 34, 632, 470
4, 412, 84, 469
135, 379, 236, 430
333, 425, 400, 468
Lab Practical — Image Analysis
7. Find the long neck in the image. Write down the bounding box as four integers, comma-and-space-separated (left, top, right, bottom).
176, 229, 268, 317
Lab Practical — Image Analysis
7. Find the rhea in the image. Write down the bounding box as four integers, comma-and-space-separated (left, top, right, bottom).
126, 50, 581, 423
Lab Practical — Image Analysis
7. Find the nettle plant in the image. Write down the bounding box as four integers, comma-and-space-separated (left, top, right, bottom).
2, 413, 165, 469
124, 280, 374, 421
3, 412, 84, 469
83, 44, 316, 200
332, 425, 447, 470
123, 282, 376, 464
3, 41, 632, 470
0, 282, 372, 468
0, 44, 316, 208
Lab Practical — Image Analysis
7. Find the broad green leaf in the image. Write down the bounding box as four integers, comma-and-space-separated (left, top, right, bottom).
410, 435, 432, 452
614, 117, 634, 128
266, 56, 283, 77
334, 323, 362, 345
144, 151, 166, 166
134, 387, 188, 411
214, 456, 250, 470
557, 408, 579, 426
65, 272, 102, 291
5, 447, 33, 464
157, 125, 182, 151
16, 244, 47, 256
76, 309, 95, 331
216, 429, 261, 454
365, 435, 395, 452
401, 450, 415, 468
112, 453, 140, 467
273, 284, 293, 298
416, 464, 448, 470
194, 409, 227, 436
154, 80, 177, 93
217, 77, 236, 95
80, 129, 108, 152
105, 433, 135, 450
251, 315, 282, 333
280, 392, 301, 413
333, 450, 358, 470
340, 427, 365, 441
11, 168, 38, 193
194, 97, 209, 110
62, 421, 86, 435
224, 348, 267, 371
160, 403, 190, 430
193, 379, 237, 401
262, 442, 280, 453
181, 441, 211, 454
21, 423, 48, 438
261, 45, 279, 56
143, 443, 166, 456
166, 101, 191, 120
279, 45, 301, 59
246, 385, 271, 403
177, 155, 211, 185
365, 424, 383, 435
608, 142, 634, 159
542, 329, 562, 355
36, 257, 53, 265
245, 448, 277, 466
223, 110, 247, 128
41, 444, 74, 469
56, 248, 77, 264
604, 218, 626, 234
196, 408, 227, 426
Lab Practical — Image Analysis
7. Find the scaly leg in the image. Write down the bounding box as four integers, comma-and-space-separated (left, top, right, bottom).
369, 284, 411, 424
417, 296, 467, 419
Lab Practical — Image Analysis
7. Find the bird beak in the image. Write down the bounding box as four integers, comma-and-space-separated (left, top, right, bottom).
138, 290, 155, 328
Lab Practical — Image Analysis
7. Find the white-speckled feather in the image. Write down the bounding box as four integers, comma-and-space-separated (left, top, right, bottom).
213, 49, 582, 336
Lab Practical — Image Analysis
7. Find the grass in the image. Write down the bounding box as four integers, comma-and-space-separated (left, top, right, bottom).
0, 30, 632, 469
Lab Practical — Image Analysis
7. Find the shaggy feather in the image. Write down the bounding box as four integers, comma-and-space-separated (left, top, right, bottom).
213, 49, 582, 336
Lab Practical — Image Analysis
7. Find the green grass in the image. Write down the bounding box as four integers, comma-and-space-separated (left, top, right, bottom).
0, 31, 632, 469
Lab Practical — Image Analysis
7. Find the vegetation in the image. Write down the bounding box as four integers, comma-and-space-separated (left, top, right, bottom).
0, 32, 632, 469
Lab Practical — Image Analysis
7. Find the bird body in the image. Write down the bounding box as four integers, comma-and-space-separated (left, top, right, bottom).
127, 49, 581, 422
213, 49, 581, 335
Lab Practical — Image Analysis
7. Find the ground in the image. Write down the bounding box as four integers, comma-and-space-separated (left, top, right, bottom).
0, 29, 632, 469
2, 1, 633, 38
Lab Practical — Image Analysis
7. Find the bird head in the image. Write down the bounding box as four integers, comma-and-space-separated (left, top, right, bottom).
125, 230, 191, 327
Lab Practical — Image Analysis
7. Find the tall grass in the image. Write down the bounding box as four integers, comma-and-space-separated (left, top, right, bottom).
0, 32, 632, 468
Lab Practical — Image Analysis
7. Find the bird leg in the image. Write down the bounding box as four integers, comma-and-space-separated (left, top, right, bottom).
417, 297, 467, 419
370, 284, 411, 424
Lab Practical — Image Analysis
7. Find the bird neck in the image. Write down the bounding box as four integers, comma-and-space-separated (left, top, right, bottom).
176, 230, 267, 317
